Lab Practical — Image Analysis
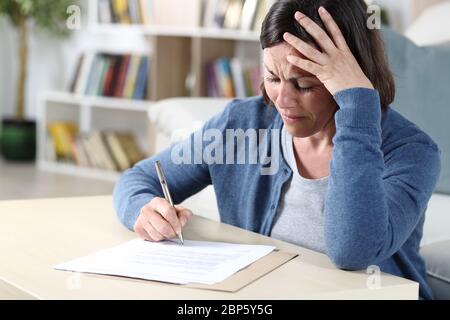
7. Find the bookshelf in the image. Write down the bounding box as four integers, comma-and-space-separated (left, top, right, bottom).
38, 91, 152, 181
38, 0, 270, 181
88, 0, 266, 99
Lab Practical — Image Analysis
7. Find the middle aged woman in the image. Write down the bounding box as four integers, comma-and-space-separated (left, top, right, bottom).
114, 0, 441, 299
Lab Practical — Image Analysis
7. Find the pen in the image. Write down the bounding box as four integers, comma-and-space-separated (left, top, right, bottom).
155, 161, 184, 245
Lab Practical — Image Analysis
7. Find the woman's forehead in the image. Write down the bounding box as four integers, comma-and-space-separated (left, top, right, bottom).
263, 44, 313, 77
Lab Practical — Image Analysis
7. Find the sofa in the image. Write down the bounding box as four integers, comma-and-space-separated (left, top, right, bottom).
147, 24, 450, 299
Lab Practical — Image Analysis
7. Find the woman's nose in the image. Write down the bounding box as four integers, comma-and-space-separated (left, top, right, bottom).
276, 82, 297, 109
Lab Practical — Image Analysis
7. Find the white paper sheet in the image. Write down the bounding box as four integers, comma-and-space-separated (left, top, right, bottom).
54, 239, 275, 285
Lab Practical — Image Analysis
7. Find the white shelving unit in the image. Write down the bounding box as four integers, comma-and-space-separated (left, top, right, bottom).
89, 24, 261, 42
38, 91, 153, 181
38, 0, 264, 181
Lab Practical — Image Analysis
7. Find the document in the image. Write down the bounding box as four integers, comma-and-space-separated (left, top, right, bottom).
54, 239, 276, 285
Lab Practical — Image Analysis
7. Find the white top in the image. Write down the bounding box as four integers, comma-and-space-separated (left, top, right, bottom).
270, 126, 329, 253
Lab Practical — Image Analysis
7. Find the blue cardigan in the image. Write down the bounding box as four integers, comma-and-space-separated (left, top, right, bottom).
113, 88, 441, 299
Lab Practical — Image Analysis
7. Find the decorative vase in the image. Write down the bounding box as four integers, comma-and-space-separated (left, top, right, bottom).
1, 118, 36, 161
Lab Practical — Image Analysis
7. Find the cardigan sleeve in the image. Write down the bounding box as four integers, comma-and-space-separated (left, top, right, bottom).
113, 100, 236, 230
324, 88, 441, 270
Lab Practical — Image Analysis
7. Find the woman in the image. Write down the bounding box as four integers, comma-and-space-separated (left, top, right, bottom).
113, 0, 440, 299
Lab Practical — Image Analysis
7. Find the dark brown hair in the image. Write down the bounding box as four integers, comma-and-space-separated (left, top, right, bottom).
260, 0, 395, 112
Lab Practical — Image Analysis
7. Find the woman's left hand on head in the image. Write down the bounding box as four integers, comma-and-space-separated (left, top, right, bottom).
283, 6, 374, 95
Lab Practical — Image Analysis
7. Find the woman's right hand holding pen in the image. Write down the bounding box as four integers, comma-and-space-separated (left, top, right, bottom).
134, 197, 193, 242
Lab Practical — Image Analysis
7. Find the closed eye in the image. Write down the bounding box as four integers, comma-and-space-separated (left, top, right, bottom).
265, 77, 314, 93
293, 81, 314, 92
265, 77, 280, 83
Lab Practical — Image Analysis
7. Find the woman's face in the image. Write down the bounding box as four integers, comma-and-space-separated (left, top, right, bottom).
264, 43, 337, 138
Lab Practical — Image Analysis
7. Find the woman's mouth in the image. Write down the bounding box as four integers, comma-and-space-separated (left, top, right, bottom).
281, 114, 305, 123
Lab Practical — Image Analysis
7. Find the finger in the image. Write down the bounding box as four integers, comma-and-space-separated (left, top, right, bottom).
134, 222, 152, 241
286, 55, 322, 76
294, 11, 336, 54
283, 32, 327, 65
175, 206, 193, 227
152, 198, 183, 234
143, 220, 165, 242
318, 6, 350, 51
148, 210, 177, 239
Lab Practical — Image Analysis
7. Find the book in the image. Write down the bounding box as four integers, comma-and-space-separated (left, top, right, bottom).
223, 0, 244, 29
139, 0, 153, 25
113, 55, 131, 97
205, 57, 261, 98
96, 56, 111, 96
133, 56, 149, 100
252, 0, 274, 31
115, 132, 145, 166
69, 54, 84, 93
111, 0, 131, 24
216, 58, 235, 98
230, 58, 246, 98
240, 0, 258, 30
76, 53, 149, 100
104, 132, 131, 171
98, 0, 113, 24
73, 51, 95, 95
85, 55, 103, 96
48, 122, 78, 161
213, 0, 230, 28
101, 55, 115, 96
123, 55, 142, 99
106, 56, 123, 96
205, 61, 220, 97
89, 131, 117, 171
128, 0, 142, 24
203, 0, 219, 28
74, 137, 91, 167
80, 134, 102, 168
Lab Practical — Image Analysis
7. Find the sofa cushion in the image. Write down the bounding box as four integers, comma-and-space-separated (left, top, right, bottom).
148, 97, 231, 138
382, 28, 450, 194
405, 1, 450, 46
420, 240, 450, 300
422, 194, 450, 246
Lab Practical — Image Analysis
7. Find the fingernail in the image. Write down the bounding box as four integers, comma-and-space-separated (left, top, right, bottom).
295, 11, 305, 20
283, 32, 291, 40
180, 216, 187, 226
319, 6, 327, 14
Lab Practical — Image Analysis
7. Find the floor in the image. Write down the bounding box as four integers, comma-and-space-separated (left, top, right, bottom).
0, 159, 115, 201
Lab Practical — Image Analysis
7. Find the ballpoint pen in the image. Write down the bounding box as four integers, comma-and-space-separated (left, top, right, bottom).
155, 161, 184, 245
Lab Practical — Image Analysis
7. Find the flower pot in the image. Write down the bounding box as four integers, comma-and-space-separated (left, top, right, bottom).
1, 119, 36, 161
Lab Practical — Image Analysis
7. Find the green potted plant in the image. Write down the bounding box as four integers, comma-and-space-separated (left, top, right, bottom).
0, 0, 74, 161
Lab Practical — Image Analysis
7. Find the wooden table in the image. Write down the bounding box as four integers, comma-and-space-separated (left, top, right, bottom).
0, 196, 418, 299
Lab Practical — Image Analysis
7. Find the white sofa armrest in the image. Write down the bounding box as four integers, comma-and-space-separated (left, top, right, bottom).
148, 97, 231, 142
422, 193, 450, 247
